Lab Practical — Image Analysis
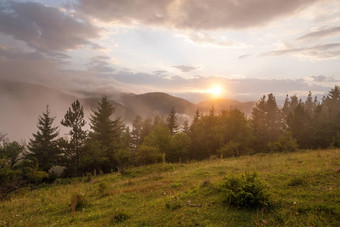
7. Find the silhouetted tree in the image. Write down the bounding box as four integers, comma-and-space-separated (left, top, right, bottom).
167, 107, 179, 135
84, 97, 125, 173
131, 115, 143, 151
182, 120, 190, 135
251, 94, 283, 152
28, 106, 60, 172
60, 100, 87, 176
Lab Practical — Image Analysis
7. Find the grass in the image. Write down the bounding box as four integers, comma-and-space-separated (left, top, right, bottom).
0, 149, 339, 226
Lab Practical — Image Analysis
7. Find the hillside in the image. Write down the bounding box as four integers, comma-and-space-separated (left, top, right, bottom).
1, 149, 339, 226
120, 92, 197, 119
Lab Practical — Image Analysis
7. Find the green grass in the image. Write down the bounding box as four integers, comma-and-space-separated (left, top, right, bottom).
1, 149, 339, 226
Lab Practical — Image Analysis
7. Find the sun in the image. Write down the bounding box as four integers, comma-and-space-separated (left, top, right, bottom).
206, 85, 223, 97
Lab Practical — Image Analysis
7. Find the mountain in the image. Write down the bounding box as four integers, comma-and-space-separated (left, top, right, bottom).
0, 80, 256, 140
120, 92, 197, 119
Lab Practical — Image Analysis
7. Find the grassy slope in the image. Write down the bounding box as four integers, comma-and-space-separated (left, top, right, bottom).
1, 149, 339, 226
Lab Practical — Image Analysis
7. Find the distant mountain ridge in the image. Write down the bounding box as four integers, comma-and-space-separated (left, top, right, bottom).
0, 80, 256, 140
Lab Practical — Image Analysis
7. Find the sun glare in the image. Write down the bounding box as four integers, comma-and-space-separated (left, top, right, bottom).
206, 85, 223, 97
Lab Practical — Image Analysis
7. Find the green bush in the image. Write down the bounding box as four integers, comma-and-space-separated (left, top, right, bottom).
112, 210, 130, 224
220, 172, 270, 209
165, 196, 182, 210
268, 133, 298, 152
135, 145, 163, 165
217, 142, 241, 158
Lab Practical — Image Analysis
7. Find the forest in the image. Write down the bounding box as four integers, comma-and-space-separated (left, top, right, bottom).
1, 86, 340, 197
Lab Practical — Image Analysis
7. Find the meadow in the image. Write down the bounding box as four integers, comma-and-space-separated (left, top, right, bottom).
1, 149, 339, 226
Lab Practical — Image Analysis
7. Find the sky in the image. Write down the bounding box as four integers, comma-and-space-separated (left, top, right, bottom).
0, 0, 339, 103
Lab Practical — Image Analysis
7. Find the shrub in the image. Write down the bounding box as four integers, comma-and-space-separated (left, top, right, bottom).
165, 196, 182, 210
220, 172, 270, 209
331, 131, 340, 148
135, 145, 163, 165
112, 210, 130, 224
287, 177, 304, 186
117, 149, 131, 172
217, 142, 241, 158
268, 133, 298, 152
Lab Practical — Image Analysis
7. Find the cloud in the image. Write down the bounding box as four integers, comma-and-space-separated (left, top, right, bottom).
171, 65, 199, 73
79, 0, 320, 30
0, 44, 333, 103
238, 54, 251, 59
86, 56, 115, 73
310, 75, 339, 82
298, 26, 340, 41
261, 42, 340, 59
0, 1, 99, 53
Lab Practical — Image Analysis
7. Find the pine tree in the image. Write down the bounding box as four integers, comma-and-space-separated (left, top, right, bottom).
193, 109, 201, 123
167, 107, 179, 135
90, 97, 123, 147
182, 120, 190, 135
60, 100, 87, 176
28, 105, 59, 172
87, 97, 124, 172
251, 94, 283, 152
131, 115, 143, 151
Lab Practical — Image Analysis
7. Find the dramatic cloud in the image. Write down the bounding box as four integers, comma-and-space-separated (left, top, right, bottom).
171, 65, 199, 73
0, 1, 99, 53
79, 0, 319, 30
298, 26, 340, 41
261, 42, 340, 59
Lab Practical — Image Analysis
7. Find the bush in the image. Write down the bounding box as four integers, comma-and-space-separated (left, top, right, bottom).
220, 172, 270, 209
117, 149, 131, 172
135, 145, 163, 165
112, 210, 130, 224
217, 142, 241, 158
165, 196, 182, 210
268, 133, 298, 152
331, 131, 340, 148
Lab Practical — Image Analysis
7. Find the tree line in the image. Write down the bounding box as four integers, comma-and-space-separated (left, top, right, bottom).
1, 86, 339, 196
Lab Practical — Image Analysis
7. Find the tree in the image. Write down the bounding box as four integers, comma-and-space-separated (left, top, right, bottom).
193, 109, 201, 123
167, 107, 179, 135
131, 115, 143, 151
251, 94, 283, 152
85, 97, 125, 173
90, 97, 124, 148
1, 139, 47, 197
60, 100, 87, 176
141, 117, 153, 140
182, 120, 190, 135
28, 106, 59, 172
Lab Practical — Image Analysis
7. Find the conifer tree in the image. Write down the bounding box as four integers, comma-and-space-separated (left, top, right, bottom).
28, 105, 59, 172
60, 100, 87, 176
182, 120, 190, 135
90, 97, 123, 147
131, 115, 143, 151
167, 107, 179, 135
86, 97, 124, 172
193, 109, 201, 123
